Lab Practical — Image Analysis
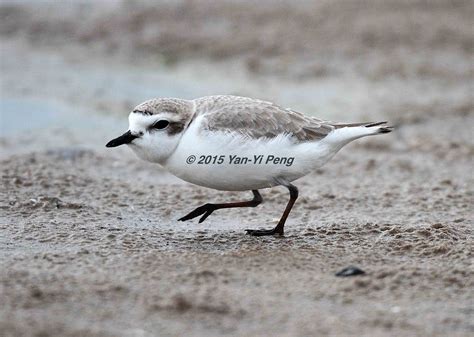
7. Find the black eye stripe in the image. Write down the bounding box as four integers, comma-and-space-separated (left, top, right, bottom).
152, 120, 170, 129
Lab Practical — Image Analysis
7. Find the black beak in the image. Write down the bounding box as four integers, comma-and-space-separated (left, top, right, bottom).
106, 131, 137, 148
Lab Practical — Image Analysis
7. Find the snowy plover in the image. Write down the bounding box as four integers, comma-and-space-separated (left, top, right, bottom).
106, 95, 392, 236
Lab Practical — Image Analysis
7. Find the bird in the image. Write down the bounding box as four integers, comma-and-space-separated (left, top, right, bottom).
106, 95, 393, 236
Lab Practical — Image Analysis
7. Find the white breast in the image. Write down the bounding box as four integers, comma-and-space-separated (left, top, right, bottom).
164, 116, 340, 191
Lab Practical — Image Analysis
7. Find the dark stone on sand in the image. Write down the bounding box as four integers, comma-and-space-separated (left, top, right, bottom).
335, 266, 366, 277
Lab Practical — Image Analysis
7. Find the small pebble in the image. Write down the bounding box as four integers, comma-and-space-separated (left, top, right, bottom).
335, 266, 366, 277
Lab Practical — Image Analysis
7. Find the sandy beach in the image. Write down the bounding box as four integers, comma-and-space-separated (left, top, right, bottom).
1, 1, 473, 336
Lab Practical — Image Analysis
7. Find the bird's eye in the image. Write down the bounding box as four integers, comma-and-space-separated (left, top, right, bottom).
152, 120, 169, 129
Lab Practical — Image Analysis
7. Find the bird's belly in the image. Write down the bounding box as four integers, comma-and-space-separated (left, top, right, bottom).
166, 156, 304, 191
164, 130, 333, 191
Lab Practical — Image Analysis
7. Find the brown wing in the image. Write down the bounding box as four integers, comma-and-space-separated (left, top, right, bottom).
196, 95, 335, 142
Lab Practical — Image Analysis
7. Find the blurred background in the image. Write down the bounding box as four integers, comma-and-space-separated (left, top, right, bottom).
1, 1, 473, 337
1, 0, 472, 156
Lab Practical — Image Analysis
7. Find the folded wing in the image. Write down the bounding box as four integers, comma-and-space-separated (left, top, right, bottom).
196, 95, 335, 142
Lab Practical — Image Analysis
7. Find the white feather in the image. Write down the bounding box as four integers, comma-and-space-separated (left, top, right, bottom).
164, 116, 348, 191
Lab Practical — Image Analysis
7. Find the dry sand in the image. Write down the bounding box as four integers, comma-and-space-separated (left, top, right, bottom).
1, 1, 473, 336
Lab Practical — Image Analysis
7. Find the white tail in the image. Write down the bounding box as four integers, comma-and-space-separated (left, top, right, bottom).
324, 121, 393, 146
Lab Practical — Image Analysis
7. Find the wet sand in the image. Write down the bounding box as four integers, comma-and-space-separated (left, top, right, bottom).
1, 1, 473, 336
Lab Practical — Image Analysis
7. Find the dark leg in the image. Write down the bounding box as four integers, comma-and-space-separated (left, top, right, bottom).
178, 190, 262, 223
246, 184, 298, 237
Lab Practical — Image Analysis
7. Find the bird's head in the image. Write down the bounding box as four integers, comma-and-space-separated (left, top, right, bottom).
106, 98, 193, 164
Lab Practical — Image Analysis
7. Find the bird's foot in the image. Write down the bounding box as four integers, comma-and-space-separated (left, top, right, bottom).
178, 204, 215, 223
245, 227, 283, 237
